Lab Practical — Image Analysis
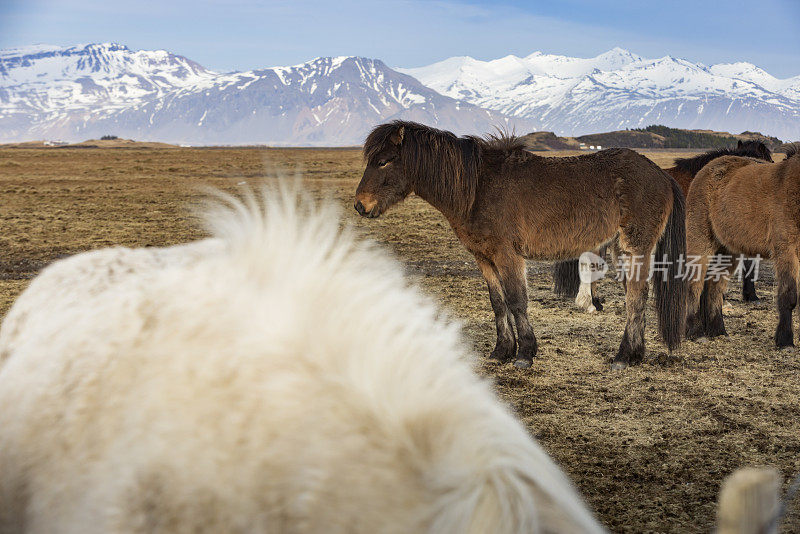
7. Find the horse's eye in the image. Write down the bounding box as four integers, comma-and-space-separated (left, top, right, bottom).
378, 157, 395, 168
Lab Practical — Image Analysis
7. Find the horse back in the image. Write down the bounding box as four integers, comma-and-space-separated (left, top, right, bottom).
690, 156, 788, 256
469, 148, 673, 260
691, 155, 776, 201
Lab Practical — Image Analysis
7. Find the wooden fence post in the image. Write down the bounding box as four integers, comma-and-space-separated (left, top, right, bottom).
717, 467, 781, 534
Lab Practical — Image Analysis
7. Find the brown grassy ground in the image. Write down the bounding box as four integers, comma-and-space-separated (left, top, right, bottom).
1, 147, 798, 532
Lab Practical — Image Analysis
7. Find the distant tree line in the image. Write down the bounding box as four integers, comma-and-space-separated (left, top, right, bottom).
571, 125, 783, 150
634, 125, 782, 149
100, 135, 119, 140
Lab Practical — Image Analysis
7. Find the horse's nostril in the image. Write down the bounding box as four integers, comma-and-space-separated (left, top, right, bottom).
354, 201, 364, 215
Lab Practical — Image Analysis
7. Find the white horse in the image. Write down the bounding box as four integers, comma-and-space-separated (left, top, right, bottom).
0, 183, 604, 534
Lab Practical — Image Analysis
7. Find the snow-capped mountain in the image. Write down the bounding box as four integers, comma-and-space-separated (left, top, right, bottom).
3, 44, 799, 145
0, 43, 532, 145
400, 48, 800, 140
0, 43, 214, 111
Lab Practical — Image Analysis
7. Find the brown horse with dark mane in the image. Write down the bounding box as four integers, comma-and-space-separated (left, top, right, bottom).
553, 140, 773, 309
685, 143, 800, 347
355, 121, 687, 370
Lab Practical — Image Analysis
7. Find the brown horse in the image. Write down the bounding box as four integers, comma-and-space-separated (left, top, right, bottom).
685, 143, 799, 346
553, 140, 773, 309
354, 121, 687, 370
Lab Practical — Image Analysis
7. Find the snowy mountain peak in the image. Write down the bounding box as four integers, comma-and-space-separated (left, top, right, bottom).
594, 47, 642, 64
0, 41, 213, 86
403, 48, 800, 141
1, 43, 798, 145
0, 43, 534, 145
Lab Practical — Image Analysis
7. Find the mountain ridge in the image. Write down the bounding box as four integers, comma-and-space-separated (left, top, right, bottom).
400, 48, 800, 141
0, 43, 534, 145
1, 43, 798, 145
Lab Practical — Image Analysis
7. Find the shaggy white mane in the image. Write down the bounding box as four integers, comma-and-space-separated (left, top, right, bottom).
0, 182, 603, 533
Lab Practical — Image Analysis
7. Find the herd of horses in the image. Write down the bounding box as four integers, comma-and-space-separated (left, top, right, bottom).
355, 121, 799, 369
0, 120, 796, 531
552, 139, 772, 310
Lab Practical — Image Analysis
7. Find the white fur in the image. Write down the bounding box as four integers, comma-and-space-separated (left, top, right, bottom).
0, 184, 604, 534
574, 281, 596, 313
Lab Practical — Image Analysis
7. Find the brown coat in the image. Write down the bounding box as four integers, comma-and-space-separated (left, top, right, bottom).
685, 145, 800, 346
356, 121, 687, 369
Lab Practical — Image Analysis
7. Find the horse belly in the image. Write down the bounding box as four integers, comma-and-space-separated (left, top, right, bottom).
515, 210, 619, 261
710, 180, 773, 257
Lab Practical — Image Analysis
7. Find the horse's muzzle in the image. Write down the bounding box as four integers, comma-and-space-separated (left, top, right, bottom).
354, 201, 380, 218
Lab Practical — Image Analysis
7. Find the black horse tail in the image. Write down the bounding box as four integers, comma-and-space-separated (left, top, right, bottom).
552, 259, 580, 298
654, 177, 688, 351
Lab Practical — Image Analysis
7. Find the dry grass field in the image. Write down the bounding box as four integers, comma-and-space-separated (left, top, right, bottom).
1, 146, 798, 532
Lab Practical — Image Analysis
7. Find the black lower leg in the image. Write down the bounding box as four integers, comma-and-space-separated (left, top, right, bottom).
487, 282, 516, 361
500, 264, 538, 367
703, 279, 728, 338
742, 260, 759, 302
507, 291, 537, 366
775, 274, 797, 348
705, 310, 727, 337
686, 279, 707, 339
612, 328, 645, 370
685, 311, 704, 339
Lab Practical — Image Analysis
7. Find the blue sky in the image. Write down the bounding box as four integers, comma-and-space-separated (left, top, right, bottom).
1, 0, 799, 77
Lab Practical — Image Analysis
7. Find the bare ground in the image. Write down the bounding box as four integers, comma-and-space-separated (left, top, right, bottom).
1, 146, 799, 532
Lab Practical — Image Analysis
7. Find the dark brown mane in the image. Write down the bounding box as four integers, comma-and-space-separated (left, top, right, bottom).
364, 121, 487, 218
475, 129, 528, 154
673, 141, 772, 175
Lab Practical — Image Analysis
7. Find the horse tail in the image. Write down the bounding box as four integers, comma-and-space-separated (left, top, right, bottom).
653, 177, 688, 351
552, 259, 580, 298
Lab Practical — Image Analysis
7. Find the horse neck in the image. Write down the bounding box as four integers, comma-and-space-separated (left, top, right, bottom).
411, 172, 473, 225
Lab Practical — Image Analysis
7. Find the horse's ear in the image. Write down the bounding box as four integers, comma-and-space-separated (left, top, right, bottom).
737, 140, 743, 148
391, 126, 404, 145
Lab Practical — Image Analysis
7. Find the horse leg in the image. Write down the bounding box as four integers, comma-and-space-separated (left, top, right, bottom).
591, 279, 603, 312
592, 246, 606, 311
475, 256, 516, 362
575, 246, 605, 312
741, 258, 760, 302
495, 254, 538, 368
701, 254, 734, 338
574, 281, 596, 312
773, 250, 799, 348
611, 253, 650, 370
685, 237, 714, 340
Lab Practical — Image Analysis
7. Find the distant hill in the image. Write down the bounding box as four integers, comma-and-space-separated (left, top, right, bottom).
519, 132, 581, 150
0, 138, 178, 149
521, 125, 784, 151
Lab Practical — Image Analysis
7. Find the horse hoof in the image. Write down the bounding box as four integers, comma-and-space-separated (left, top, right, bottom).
488, 349, 514, 364
513, 359, 532, 369
694, 336, 709, 344
610, 360, 628, 371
